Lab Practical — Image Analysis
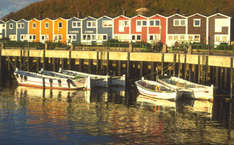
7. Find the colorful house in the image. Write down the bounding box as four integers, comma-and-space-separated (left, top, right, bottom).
67, 17, 82, 44
208, 13, 231, 47
187, 13, 207, 44
0, 20, 6, 39
130, 15, 148, 42
53, 17, 67, 43
41, 18, 53, 43
97, 16, 113, 45
148, 14, 167, 44
167, 14, 188, 47
6, 19, 17, 41
28, 18, 41, 42
81, 16, 97, 45
17, 19, 28, 42
113, 15, 130, 42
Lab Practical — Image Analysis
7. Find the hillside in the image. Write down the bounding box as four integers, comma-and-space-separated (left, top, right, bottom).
3, 0, 234, 20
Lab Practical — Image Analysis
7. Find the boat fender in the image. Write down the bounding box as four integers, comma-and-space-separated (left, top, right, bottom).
155, 86, 160, 92
23, 76, 27, 81
67, 79, 71, 88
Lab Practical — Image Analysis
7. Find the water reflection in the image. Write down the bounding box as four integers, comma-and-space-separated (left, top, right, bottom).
0, 85, 233, 145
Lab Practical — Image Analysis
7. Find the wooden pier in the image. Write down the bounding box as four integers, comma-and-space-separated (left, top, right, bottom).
0, 44, 233, 97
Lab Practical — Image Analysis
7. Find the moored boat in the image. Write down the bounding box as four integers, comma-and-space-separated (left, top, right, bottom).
58, 68, 126, 87
158, 76, 213, 100
14, 68, 90, 90
135, 78, 178, 100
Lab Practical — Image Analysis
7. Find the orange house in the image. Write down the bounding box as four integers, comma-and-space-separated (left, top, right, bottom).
41, 18, 53, 43
53, 17, 67, 43
28, 18, 41, 42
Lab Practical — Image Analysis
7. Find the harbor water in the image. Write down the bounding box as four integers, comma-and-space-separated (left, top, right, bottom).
0, 80, 233, 145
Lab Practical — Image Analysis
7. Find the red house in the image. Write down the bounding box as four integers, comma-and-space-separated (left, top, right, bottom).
113, 15, 130, 42
148, 14, 167, 45
130, 15, 148, 42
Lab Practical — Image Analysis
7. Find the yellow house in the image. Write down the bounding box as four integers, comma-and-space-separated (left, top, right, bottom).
41, 18, 53, 43
28, 18, 40, 42
53, 17, 67, 43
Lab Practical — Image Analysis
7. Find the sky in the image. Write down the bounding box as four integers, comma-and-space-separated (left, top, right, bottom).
0, 0, 42, 18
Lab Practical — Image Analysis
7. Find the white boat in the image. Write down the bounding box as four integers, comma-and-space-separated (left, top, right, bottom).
58, 68, 126, 88
158, 76, 214, 100
14, 68, 90, 90
135, 78, 178, 100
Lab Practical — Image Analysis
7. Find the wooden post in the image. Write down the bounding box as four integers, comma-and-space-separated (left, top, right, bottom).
161, 53, 164, 76
27, 47, 30, 71
224, 68, 228, 90
68, 45, 73, 70
151, 62, 155, 80
37, 58, 40, 72
20, 46, 23, 70
188, 64, 192, 81
107, 47, 109, 75
215, 67, 219, 89
183, 54, 187, 79
173, 53, 176, 76
198, 55, 201, 83
140, 61, 144, 78
0, 44, 2, 86
52, 58, 56, 71
230, 57, 233, 100
43, 43, 47, 69
118, 61, 122, 76
177, 54, 181, 77
88, 59, 92, 74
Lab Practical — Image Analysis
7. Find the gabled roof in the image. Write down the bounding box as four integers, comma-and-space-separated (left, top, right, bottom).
83, 16, 96, 20
17, 19, 28, 23
6, 19, 17, 23
168, 13, 187, 19
29, 18, 40, 22
188, 13, 207, 18
149, 14, 167, 19
41, 18, 53, 21
68, 17, 81, 21
97, 15, 112, 20
113, 15, 129, 19
208, 13, 231, 18
131, 14, 147, 19
54, 17, 68, 21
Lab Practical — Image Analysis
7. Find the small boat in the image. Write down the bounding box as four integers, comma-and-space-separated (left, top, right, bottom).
135, 78, 178, 100
58, 68, 126, 88
158, 76, 213, 100
14, 68, 90, 90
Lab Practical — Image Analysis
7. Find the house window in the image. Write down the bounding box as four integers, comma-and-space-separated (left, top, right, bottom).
169, 36, 173, 40
137, 35, 141, 40
33, 23, 36, 29
18, 23, 24, 29
58, 35, 62, 40
33, 35, 36, 40
222, 36, 227, 42
194, 19, 201, 27
155, 20, 160, 26
87, 21, 96, 28
194, 35, 200, 41
150, 20, 154, 26
103, 35, 107, 40
150, 35, 154, 40
72, 21, 81, 28
142, 21, 147, 26
9, 23, 13, 29
132, 35, 135, 40
73, 35, 76, 40
137, 21, 141, 26
188, 35, 193, 41
216, 36, 220, 41
173, 19, 185, 26
102, 20, 112, 27
180, 35, 185, 40
58, 22, 63, 28
45, 22, 49, 28
174, 36, 178, 41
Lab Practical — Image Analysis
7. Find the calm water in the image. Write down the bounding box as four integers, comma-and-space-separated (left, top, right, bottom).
0, 81, 233, 145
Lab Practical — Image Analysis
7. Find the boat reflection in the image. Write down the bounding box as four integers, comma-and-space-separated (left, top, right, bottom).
14, 86, 90, 103
136, 94, 176, 112
184, 100, 213, 118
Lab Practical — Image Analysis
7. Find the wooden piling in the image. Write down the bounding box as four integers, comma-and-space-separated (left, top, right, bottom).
177, 54, 181, 77
140, 61, 144, 78
173, 53, 176, 76
0, 43, 2, 85
215, 67, 220, 89
107, 47, 110, 75
198, 55, 201, 83
230, 57, 233, 100
118, 61, 122, 75
161, 53, 164, 76
20, 47, 23, 70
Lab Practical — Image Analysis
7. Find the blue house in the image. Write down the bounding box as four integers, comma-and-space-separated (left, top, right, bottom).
97, 16, 113, 45
17, 19, 28, 42
0, 20, 6, 39
67, 17, 82, 45
81, 16, 97, 45
5, 19, 17, 41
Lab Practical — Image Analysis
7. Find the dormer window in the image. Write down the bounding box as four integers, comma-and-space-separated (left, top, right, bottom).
58, 22, 63, 28
45, 22, 49, 28
173, 19, 185, 26
9, 23, 13, 29
33, 23, 36, 29
193, 19, 201, 27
